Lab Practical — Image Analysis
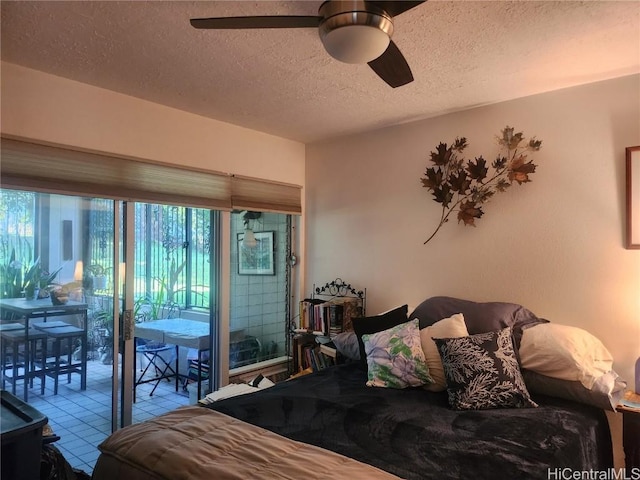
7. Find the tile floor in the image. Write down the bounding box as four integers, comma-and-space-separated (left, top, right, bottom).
8, 358, 190, 476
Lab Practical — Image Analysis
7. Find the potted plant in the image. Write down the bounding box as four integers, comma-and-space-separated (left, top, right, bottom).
83, 264, 108, 292
93, 306, 114, 364
0, 238, 32, 298
1, 249, 62, 300
36, 264, 64, 299
22, 260, 38, 300
0, 248, 31, 299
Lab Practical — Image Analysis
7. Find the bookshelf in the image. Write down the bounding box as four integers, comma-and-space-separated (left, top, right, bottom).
291, 334, 342, 375
291, 278, 365, 374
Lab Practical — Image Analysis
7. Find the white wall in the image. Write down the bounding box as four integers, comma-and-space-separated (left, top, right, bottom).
0, 62, 305, 185
306, 74, 640, 384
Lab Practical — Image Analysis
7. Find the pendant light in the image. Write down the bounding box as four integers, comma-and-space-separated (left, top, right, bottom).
242, 211, 262, 248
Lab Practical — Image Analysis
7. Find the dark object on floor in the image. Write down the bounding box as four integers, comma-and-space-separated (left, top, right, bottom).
1, 389, 48, 480
40, 443, 90, 480
0, 328, 49, 400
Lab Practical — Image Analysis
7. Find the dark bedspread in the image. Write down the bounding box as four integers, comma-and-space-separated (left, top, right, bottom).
208, 364, 612, 480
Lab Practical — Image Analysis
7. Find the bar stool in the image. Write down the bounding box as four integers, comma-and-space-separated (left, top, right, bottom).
0, 323, 25, 332
36, 325, 86, 395
0, 328, 48, 400
0, 323, 26, 389
134, 340, 178, 402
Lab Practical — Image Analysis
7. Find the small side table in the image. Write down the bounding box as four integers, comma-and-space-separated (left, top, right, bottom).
618, 391, 640, 470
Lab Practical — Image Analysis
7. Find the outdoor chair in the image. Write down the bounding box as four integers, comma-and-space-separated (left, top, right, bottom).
134, 339, 179, 402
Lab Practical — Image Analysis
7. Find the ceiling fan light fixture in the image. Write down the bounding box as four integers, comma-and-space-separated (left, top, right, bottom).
319, 7, 393, 64
321, 24, 390, 63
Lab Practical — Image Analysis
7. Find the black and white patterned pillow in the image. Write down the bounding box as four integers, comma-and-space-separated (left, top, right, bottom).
434, 327, 537, 410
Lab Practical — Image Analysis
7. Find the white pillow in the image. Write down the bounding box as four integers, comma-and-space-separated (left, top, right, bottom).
519, 323, 613, 389
419, 313, 468, 392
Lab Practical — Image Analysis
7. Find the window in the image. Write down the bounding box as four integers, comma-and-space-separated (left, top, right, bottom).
132, 204, 212, 312
229, 211, 292, 370
83, 201, 214, 312
0, 190, 36, 298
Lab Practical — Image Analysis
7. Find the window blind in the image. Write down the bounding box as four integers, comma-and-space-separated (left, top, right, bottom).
231, 175, 302, 215
1, 138, 302, 214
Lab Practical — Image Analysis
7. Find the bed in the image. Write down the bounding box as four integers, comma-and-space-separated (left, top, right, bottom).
92, 297, 619, 480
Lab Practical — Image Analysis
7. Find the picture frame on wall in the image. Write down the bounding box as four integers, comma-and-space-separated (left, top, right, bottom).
626, 146, 640, 249
237, 231, 275, 275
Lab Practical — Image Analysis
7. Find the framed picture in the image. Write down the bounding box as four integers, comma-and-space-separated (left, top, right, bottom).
626, 146, 640, 249
237, 231, 275, 275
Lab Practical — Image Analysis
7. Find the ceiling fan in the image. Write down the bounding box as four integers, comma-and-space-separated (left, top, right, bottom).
190, 1, 426, 88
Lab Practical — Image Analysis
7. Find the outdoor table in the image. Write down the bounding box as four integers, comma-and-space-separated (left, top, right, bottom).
0, 298, 88, 401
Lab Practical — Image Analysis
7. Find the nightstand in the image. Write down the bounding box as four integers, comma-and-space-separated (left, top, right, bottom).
618, 391, 640, 470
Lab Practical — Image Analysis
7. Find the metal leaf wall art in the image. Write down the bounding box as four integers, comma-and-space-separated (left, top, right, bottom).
421, 126, 543, 245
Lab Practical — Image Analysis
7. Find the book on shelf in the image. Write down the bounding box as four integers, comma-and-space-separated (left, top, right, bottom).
298, 298, 326, 332
331, 297, 363, 333
297, 338, 325, 372
315, 348, 326, 369
293, 332, 317, 373
328, 303, 344, 338
299, 297, 360, 337
305, 345, 316, 371
311, 345, 336, 371
319, 341, 337, 359
291, 335, 340, 373
297, 342, 337, 372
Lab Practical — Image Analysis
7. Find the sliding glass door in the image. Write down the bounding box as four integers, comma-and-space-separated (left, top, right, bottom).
0, 191, 222, 471
131, 202, 219, 410
0, 190, 124, 471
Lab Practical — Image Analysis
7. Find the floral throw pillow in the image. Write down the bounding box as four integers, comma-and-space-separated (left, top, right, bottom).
434, 327, 537, 410
362, 319, 433, 389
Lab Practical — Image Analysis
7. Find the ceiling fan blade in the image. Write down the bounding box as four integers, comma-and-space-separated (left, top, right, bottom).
371, 1, 426, 17
367, 40, 414, 88
190, 16, 321, 30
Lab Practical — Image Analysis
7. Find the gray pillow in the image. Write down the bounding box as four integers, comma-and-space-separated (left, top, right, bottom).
410, 296, 547, 348
522, 369, 626, 411
332, 331, 360, 361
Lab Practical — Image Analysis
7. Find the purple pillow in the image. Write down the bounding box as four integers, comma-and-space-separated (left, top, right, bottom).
409, 296, 547, 348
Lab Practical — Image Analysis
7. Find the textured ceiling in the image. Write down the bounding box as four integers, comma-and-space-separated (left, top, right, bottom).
1, 1, 639, 144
